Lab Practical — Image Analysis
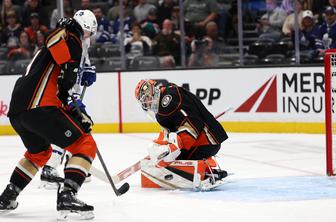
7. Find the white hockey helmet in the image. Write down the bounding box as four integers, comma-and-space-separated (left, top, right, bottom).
73, 10, 97, 37
135, 79, 160, 113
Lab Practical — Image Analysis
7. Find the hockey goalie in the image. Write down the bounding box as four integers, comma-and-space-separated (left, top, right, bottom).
135, 79, 229, 191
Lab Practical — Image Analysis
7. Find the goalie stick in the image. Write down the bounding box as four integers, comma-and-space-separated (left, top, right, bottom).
71, 95, 130, 196
90, 107, 233, 185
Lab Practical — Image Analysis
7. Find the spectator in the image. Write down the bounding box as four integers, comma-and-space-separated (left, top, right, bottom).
188, 26, 214, 67
49, 0, 73, 29
141, 8, 160, 39
225, 1, 238, 39
315, 6, 336, 54
7, 31, 32, 61
292, 10, 319, 58
124, 23, 152, 60
328, 0, 336, 7
157, 0, 175, 25
133, 0, 156, 23
205, 21, 221, 61
183, 0, 219, 27
93, 6, 113, 43
81, 0, 91, 10
282, 0, 305, 36
313, 0, 336, 24
281, 0, 295, 14
171, 6, 180, 32
111, 9, 133, 44
24, 13, 48, 44
153, 19, 180, 67
107, 0, 134, 21
1, 10, 23, 47
216, 0, 230, 39
256, 0, 287, 42
32, 30, 45, 54
21, 0, 49, 27
0, 0, 21, 27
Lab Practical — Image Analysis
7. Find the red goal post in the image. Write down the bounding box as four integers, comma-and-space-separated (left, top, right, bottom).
324, 49, 336, 176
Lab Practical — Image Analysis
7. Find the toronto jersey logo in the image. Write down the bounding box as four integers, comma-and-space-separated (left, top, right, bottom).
235, 75, 277, 113
0, 100, 8, 117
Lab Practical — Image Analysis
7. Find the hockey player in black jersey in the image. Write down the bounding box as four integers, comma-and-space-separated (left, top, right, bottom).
135, 79, 228, 190
0, 10, 98, 220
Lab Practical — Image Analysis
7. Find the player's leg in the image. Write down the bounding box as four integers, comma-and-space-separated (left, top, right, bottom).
40, 145, 65, 189
0, 114, 52, 211
23, 107, 97, 219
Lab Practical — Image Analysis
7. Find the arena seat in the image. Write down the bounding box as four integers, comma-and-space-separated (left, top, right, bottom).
130, 56, 160, 70
260, 54, 285, 64
248, 38, 274, 58
100, 57, 122, 72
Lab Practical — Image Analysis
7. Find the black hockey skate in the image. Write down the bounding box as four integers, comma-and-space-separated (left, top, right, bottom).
210, 169, 228, 181
205, 168, 228, 183
40, 165, 64, 189
57, 189, 94, 220
0, 184, 19, 211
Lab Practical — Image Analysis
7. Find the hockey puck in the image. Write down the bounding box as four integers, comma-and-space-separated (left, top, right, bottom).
164, 174, 173, 180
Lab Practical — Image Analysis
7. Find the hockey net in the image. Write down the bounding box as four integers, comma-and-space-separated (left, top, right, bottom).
324, 49, 336, 176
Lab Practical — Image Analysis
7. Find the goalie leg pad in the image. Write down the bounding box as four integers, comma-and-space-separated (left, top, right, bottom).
141, 159, 197, 189
141, 158, 227, 190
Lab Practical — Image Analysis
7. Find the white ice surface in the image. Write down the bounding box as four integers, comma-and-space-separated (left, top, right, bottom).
1, 133, 336, 222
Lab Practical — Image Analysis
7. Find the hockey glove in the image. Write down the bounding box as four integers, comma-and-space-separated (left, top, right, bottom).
67, 95, 94, 133
56, 17, 83, 36
149, 133, 183, 168
80, 64, 96, 87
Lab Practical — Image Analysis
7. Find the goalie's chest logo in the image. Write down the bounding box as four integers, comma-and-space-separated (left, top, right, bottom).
161, 95, 172, 107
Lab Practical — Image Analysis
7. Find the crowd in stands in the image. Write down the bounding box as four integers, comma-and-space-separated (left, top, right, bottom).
1, 0, 336, 72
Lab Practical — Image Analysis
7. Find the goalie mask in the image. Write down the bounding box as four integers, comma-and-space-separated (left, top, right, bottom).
135, 79, 160, 114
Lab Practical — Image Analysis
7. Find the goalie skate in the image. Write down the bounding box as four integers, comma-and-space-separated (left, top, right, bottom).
39, 165, 64, 190
0, 184, 19, 212
57, 189, 94, 221
198, 177, 229, 191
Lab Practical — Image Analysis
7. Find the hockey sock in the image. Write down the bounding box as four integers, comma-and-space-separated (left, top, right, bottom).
9, 158, 39, 192
64, 154, 92, 192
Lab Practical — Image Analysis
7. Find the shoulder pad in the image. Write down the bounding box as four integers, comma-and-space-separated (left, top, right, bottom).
157, 85, 182, 116
46, 28, 67, 48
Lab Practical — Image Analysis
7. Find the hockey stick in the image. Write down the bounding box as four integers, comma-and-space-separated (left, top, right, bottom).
91, 107, 233, 185
215, 107, 233, 119
70, 95, 130, 196
90, 160, 142, 184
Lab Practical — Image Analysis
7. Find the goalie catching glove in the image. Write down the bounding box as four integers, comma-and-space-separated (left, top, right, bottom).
67, 94, 93, 133
149, 132, 182, 168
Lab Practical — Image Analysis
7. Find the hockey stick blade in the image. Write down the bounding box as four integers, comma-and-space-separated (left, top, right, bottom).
96, 148, 130, 196
117, 182, 130, 195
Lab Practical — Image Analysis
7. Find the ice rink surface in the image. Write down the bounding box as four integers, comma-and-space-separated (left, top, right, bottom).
1, 132, 336, 222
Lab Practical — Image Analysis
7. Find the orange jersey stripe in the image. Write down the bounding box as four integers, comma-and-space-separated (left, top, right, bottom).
28, 61, 53, 109
38, 65, 63, 108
